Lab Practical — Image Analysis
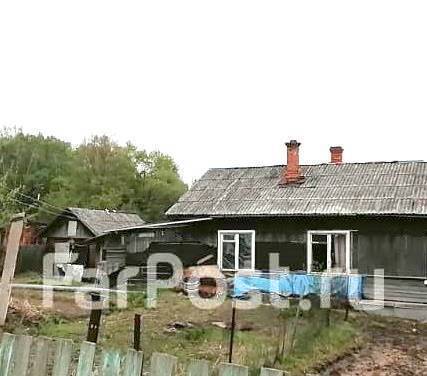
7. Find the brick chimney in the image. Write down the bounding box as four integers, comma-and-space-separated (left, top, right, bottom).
282, 140, 304, 185
330, 146, 344, 164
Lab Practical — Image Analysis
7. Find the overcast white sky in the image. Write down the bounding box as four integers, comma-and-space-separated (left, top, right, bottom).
1, 1, 426, 184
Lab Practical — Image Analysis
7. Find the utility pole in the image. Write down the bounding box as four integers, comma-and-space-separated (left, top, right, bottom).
0, 213, 25, 326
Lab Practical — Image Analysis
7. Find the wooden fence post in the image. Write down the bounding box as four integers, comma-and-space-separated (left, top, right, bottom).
218, 362, 249, 376
52, 338, 73, 376
283, 300, 301, 357
228, 302, 237, 363
0, 333, 16, 374
11, 334, 32, 376
133, 313, 142, 351
187, 359, 210, 376
123, 349, 143, 376
260, 368, 284, 376
150, 352, 177, 376
31, 337, 51, 376
87, 292, 103, 343
101, 351, 121, 376
76, 341, 96, 376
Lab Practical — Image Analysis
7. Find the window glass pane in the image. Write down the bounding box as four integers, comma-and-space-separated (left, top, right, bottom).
331, 234, 346, 271
238, 233, 253, 269
222, 242, 235, 269
312, 235, 327, 272
223, 234, 235, 241
312, 234, 327, 244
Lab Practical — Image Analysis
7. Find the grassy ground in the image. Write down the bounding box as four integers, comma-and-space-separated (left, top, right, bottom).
8, 284, 364, 375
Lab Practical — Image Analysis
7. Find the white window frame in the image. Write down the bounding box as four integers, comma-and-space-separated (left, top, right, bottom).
218, 230, 255, 271
307, 230, 352, 274
67, 220, 77, 237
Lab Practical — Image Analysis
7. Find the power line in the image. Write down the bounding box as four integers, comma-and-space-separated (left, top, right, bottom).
9, 197, 77, 220
12, 198, 73, 219
15, 190, 74, 216
0, 181, 75, 218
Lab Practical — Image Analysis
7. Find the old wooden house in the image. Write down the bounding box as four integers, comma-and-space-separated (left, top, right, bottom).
93, 141, 427, 314
163, 141, 427, 307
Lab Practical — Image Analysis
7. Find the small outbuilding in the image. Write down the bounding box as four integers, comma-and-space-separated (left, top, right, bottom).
42, 207, 145, 268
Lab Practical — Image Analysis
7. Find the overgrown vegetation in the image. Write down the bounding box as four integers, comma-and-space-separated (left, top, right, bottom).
8, 288, 366, 375
0, 128, 187, 223
279, 319, 360, 373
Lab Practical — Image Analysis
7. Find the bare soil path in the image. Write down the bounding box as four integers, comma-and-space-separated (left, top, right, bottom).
322, 317, 427, 375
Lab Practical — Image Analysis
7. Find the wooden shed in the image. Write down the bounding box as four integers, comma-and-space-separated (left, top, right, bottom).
42, 207, 144, 270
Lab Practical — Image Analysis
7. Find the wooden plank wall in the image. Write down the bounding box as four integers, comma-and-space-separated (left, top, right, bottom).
0, 333, 284, 375
363, 276, 427, 304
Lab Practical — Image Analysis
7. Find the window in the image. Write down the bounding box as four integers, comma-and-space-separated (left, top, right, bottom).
218, 230, 255, 271
67, 220, 77, 237
307, 231, 351, 273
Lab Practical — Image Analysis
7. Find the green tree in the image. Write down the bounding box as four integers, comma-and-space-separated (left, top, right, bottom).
0, 174, 22, 225
0, 128, 73, 221
129, 150, 187, 221
46, 136, 136, 209
47, 136, 187, 221
0, 128, 72, 195
0, 129, 187, 222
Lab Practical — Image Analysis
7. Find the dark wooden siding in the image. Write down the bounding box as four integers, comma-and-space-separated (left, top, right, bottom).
102, 234, 126, 268
363, 276, 427, 304
175, 217, 427, 277
98, 216, 427, 302
162, 216, 427, 303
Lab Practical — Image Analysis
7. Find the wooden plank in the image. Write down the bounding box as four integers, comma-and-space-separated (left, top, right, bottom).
101, 350, 121, 376
123, 349, 143, 376
187, 359, 210, 376
150, 352, 177, 376
76, 341, 96, 376
260, 368, 284, 376
0, 333, 16, 375
11, 334, 32, 376
0, 216, 25, 326
30, 337, 51, 376
363, 277, 427, 303
218, 362, 249, 376
52, 338, 73, 376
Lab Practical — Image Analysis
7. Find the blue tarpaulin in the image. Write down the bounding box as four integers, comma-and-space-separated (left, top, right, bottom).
233, 273, 363, 300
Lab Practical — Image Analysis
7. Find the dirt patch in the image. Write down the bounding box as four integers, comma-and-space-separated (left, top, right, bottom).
10, 289, 89, 319
9, 298, 43, 323
322, 317, 427, 375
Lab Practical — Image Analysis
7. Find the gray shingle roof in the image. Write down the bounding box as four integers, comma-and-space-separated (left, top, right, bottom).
166, 161, 427, 217
68, 207, 145, 236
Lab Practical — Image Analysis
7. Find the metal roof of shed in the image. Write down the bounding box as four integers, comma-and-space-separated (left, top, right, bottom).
66, 207, 145, 236
166, 161, 427, 217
